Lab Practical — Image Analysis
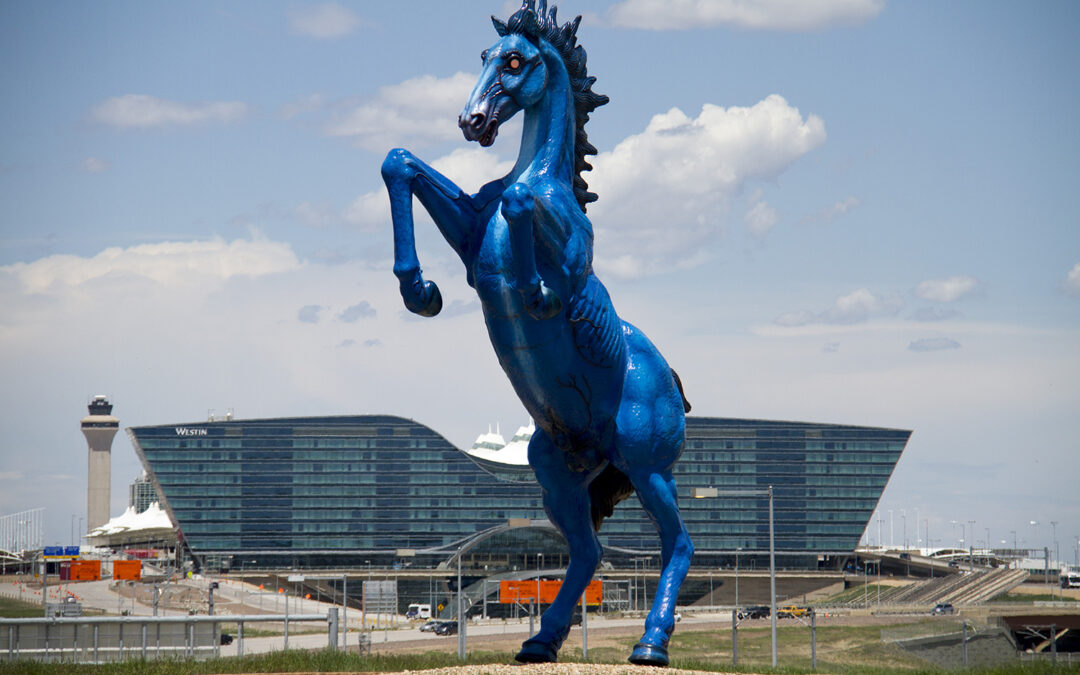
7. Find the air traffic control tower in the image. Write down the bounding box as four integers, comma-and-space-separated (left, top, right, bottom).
81, 395, 118, 532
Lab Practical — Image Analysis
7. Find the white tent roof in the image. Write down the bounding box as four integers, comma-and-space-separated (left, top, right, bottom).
87, 502, 173, 537
466, 422, 532, 466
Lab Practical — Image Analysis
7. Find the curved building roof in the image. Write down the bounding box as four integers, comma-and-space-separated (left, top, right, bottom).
128, 414, 910, 568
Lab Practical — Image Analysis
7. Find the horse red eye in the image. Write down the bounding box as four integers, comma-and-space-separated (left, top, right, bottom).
509, 58, 521, 70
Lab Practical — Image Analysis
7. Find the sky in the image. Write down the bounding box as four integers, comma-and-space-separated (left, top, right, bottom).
1, 1, 1078, 561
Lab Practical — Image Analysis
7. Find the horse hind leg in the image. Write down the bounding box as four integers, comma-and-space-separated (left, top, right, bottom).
516, 430, 603, 663
627, 470, 694, 667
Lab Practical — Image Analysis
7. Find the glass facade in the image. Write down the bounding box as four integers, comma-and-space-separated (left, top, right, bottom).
129, 415, 909, 569
128, 473, 157, 513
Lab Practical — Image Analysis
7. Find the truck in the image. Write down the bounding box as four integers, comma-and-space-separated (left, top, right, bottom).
407, 603, 432, 619
1062, 567, 1080, 589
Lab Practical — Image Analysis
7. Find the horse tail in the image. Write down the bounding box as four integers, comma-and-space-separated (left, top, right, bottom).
589, 463, 635, 532
671, 368, 691, 413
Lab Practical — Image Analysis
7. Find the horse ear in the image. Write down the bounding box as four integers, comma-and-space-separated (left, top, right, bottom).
492, 16, 508, 36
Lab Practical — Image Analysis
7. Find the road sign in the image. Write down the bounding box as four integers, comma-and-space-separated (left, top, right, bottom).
500, 579, 602, 605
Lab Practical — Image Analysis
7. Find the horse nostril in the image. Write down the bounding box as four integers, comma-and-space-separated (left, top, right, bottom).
468, 113, 486, 131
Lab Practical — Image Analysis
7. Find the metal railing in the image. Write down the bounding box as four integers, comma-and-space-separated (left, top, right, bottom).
1, 610, 338, 663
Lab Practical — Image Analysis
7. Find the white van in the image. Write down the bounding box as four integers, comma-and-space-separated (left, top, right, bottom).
407, 603, 432, 619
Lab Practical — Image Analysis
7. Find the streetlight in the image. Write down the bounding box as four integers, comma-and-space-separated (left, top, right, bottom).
735, 546, 742, 609
1051, 521, 1059, 598
692, 485, 777, 668
967, 520, 975, 571
900, 510, 907, 551
914, 508, 920, 548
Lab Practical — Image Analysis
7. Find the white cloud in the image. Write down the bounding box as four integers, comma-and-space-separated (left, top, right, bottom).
909, 337, 961, 352
298, 305, 323, 324
294, 201, 338, 229
745, 197, 779, 237
606, 0, 885, 32
339, 301, 376, 322
280, 93, 326, 120
915, 275, 981, 302
92, 95, 247, 129
775, 288, 904, 326
802, 196, 859, 224
81, 157, 109, 173
2, 237, 300, 294
289, 3, 366, 39
1064, 262, 1080, 298
325, 72, 477, 151
588, 96, 824, 277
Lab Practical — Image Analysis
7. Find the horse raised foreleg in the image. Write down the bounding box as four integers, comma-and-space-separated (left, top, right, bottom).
501, 183, 562, 320
627, 470, 693, 667
516, 430, 602, 663
382, 148, 481, 317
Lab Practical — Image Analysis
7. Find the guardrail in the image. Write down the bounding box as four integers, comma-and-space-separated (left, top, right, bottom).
1, 610, 338, 663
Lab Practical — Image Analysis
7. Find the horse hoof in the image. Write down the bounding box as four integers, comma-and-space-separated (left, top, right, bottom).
515, 639, 558, 663
628, 641, 669, 667
404, 279, 442, 317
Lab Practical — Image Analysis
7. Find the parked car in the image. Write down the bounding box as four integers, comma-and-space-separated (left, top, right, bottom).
419, 620, 441, 632
931, 603, 955, 615
777, 605, 810, 618
737, 605, 770, 620
434, 620, 459, 636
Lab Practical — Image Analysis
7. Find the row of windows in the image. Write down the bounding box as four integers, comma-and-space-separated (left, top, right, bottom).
143, 438, 444, 451
685, 441, 904, 452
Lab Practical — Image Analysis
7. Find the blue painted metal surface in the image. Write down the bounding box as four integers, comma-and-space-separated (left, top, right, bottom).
382, 1, 692, 665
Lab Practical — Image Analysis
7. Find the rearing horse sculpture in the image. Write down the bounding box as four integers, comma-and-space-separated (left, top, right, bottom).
382, 1, 693, 666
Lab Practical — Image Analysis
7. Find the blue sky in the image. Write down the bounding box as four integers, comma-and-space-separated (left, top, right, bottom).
1, 1, 1078, 558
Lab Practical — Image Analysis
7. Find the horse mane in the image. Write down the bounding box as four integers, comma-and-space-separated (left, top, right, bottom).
493, 0, 609, 213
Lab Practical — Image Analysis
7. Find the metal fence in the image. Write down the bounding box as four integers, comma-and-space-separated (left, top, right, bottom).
0, 611, 338, 663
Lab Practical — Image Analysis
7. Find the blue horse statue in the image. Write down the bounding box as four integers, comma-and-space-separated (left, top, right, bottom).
382, 0, 693, 666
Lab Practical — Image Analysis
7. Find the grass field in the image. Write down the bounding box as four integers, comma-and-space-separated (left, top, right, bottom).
1, 621, 1077, 674
0, 595, 45, 618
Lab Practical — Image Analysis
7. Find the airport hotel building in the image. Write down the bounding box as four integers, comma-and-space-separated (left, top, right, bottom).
128, 415, 910, 571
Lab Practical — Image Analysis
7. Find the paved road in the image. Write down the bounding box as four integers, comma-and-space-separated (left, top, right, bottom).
2, 573, 738, 658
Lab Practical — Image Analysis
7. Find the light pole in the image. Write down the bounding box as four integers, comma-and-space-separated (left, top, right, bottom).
1051, 521, 1059, 598
901, 509, 907, 551
967, 520, 975, 570
364, 560, 370, 631
914, 508, 920, 548
692, 485, 776, 668
735, 547, 741, 609
457, 545, 465, 660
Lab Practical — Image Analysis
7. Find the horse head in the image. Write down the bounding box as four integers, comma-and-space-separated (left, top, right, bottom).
459, 31, 547, 147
